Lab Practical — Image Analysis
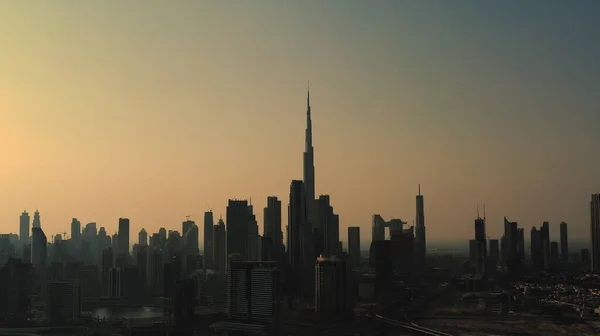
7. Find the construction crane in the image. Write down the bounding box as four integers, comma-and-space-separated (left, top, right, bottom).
205, 202, 212, 213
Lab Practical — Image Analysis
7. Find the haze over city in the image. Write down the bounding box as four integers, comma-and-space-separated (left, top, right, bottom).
2, 1, 600, 244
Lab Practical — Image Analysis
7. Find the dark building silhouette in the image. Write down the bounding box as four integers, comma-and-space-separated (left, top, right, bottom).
0, 258, 31, 323
227, 200, 250, 262
118, 218, 130, 257
550, 241, 559, 265
415, 185, 426, 268
315, 255, 350, 319
108, 267, 123, 298
347, 226, 361, 266
303, 88, 317, 231
213, 218, 227, 273
221, 261, 282, 335
288, 180, 306, 269
591, 194, 600, 273
316, 195, 340, 258
264, 196, 283, 262
489, 239, 500, 264
204, 211, 214, 269
45, 281, 80, 325
474, 211, 487, 274
560, 222, 569, 263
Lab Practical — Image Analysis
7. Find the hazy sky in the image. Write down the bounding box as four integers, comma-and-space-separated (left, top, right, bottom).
1, 1, 599, 247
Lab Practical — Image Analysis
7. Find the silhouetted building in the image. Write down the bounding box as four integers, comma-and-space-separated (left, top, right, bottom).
222, 261, 282, 335
264, 196, 283, 262
108, 267, 123, 298
227, 200, 250, 262
118, 218, 130, 256
183, 221, 199, 256
138, 228, 148, 246
591, 194, 600, 273
303, 88, 317, 230
71, 218, 81, 246
317, 195, 340, 258
550, 241, 559, 265
474, 213, 487, 274
288, 181, 306, 268
32, 209, 41, 228
347, 226, 360, 266
0, 258, 31, 323
541, 221, 550, 268
173, 278, 196, 328
415, 185, 426, 268
531, 227, 544, 272
45, 281, 80, 325
371, 240, 393, 296
315, 255, 349, 318
213, 218, 227, 273
489, 239, 500, 264
19, 211, 30, 246
204, 211, 214, 269
560, 222, 568, 262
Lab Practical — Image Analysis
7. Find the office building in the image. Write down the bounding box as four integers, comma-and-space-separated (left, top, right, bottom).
550, 242, 559, 264
183, 221, 199, 255
204, 211, 214, 269
222, 261, 282, 335
19, 210, 30, 245
288, 180, 306, 268
415, 185, 426, 267
71, 218, 81, 244
213, 218, 227, 273
489, 239, 500, 264
45, 281, 81, 324
118, 218, 130, 256
347, 226, 360, 266
108, 267, 123, 298
315, 255, 348, 318
0, 258, 31, 322
317, 195, 340, 258
474, 210, 486, 274
560, 222, 568, 262
264, 196, 283, 261
227, 200, 250, 262
591, 194, 600, 273
138, 228, 148, 246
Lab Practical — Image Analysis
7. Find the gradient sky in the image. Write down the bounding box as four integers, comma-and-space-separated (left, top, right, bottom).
1, 1, 599, 247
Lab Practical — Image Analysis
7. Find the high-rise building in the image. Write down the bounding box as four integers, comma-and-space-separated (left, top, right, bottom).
541, 221, 550, 268
138, 228, 148, 246
415, 185, 426, 267
591, 194, 600, 273
474, 211, 487, 274
204, 211, 214, 269
108, 267, 123, 298
288, 180, 306, 268
315, 255, 348, 317
303, 87, 316, 230
222, 261, 282, 335
213, 218, 227, 273
31, 227, 47, 268
550, 242, 559, 264
0, 258, 31, 322
71, 218, 81, 243
183, 222, 199, 255
247, 207, 259, 261
316, 195, 340, 258
560, 222, 568, 263
19, 210, 30, 245
264, 196, 283, 257
489, 239, 500, 264
118, 218, 130, 256
347, 226, 360, 266
32, 209, 41, 228
45, 281, 80, 324
227, 200, 250, 262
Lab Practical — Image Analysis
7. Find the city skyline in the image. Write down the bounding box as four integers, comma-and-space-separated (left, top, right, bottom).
2, 2, 600, 243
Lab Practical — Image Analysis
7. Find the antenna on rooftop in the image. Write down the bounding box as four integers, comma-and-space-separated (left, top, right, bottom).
483, 204, 486, 220
477, 204, 480, 219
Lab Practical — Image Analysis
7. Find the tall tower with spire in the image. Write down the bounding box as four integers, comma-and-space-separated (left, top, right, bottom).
303, 84, 316, 231
415, 185, 426, 268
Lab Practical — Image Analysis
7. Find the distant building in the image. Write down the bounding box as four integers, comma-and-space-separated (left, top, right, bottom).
227, 200, 250, 262
45, 281, 80, 324
213, 218, 227, 273
118, 218, 130, 256
0, 258, 31, 322
559, 222, 568, 263
221, 261, 282, 335
138, 228, 148, 246
347, 226, 361, 266
203, 211, 214, 269
550, 241, 559, 264
19, 211, 30, 246
108, 267, 123, 298
415, 185, 426, 267
591, 194, 600, 273
315, 255, 349, 318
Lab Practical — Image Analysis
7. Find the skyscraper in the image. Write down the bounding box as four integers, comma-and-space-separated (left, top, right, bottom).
560, 222, 568, 263
474, 209, 486, 274
288, 180, 306, 268
264, 196, 283, 248
138, 228, 148, 246
19, 210, 30, 245
70, 218, 81, 243
347, 226, 360, 266
315, 255, 348, 317
118, 218, 130, 256
204, 211, 214, 269
303, 87, 316, 228
213, 218, 227, 273
415, 185, 426, 267
227, 200, 250, 262
591, 194, 600, 273
32, 209, 41, 228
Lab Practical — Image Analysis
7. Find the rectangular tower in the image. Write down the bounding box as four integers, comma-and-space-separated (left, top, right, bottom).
560, 222, 569, 263
415, 185, 426, 267
591, 194, 600, 273
117, 218, 130, 256
347, 226, 361, 266
227, 200, 250, 262
203, 211, 214, 269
